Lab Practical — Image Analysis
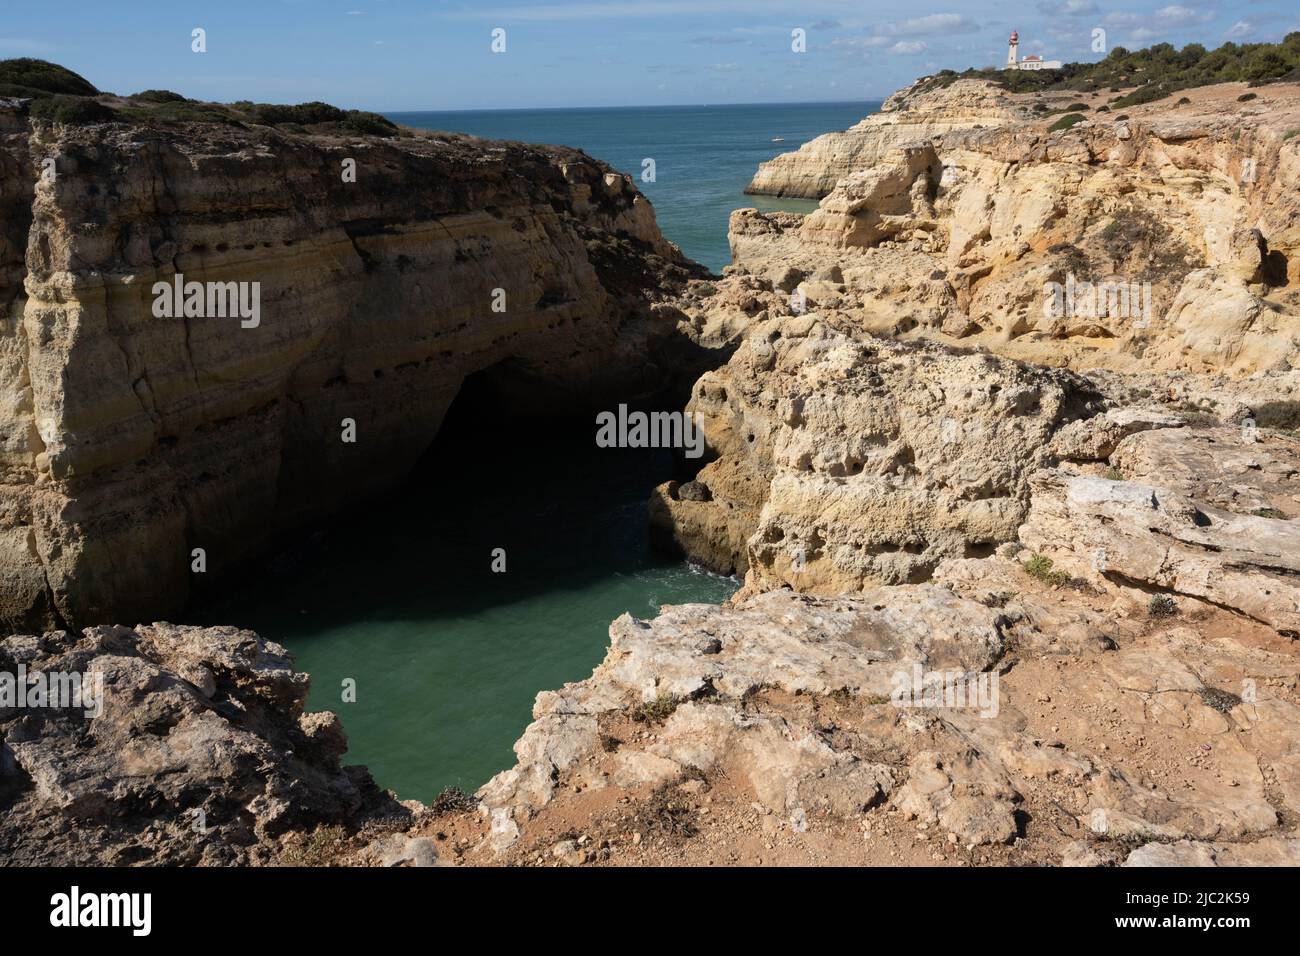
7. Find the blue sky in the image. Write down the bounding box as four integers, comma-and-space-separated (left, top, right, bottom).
2, 1, 1297, 110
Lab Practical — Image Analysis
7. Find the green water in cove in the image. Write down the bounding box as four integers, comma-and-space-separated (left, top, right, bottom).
206, 101, 881, 800
204, 413, 737, 801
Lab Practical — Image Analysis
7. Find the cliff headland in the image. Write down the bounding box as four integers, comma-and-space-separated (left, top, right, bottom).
2, 55, 1299, 869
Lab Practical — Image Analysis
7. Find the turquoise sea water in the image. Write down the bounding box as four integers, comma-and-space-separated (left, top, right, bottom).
204, 426, 738, 800
389, 101, 880, 273
206, 101, 877, 800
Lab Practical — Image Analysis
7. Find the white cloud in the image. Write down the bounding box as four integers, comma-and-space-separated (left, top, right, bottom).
830, 36, 891, 49
1103, 2, 1214, 44
1037, 0, 1099, 15
880, 14, 978, 37
1226, 20, 1254, 39
891, 40, 928, 55
1158, 5, 1212, 26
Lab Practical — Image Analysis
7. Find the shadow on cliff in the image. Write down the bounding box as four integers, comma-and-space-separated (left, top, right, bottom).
194, 357, 732, 638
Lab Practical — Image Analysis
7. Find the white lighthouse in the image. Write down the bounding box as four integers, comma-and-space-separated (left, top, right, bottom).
1005, 29, 1062, 71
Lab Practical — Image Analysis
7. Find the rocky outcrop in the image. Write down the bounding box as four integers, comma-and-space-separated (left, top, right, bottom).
0, 103, 707, 631
730, 82, 1300, 380
0, 622, 408, 865
461, 405, 1300, 867
746, 79, 1029, 199
9, 75, 1300, 871
650, 313, 1105, 590
445, 80, 1300, 867
476, 586, 1013, 843
1020, 470, 1300, 636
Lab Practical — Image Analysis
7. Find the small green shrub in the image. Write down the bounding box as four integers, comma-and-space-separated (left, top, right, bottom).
28, 95, 115, 124
0, 58, 97, 96
1104, 467, 1124, 481
1237, 92, 1258, 102
342, 109, 398, 137
429, 786, 476, 814
1198, 685, 1242, 713
1113, 82, 1176, 108
252, 100, 346, 127
1048, 112, 1087, 132
1148, 594, 1178, 617
131, 89, 188, 103
1023, 554, 1069, 586
1251, 506, 1287, 519
637, 693, 680, 723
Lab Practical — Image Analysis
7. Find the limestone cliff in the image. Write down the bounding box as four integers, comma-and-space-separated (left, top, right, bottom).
465, 388, 1300, 866
649, 315, 1105, 587
745, 79, 1030, 199
8, 75, 1300, 871
651, 80, 1300, 601
730, 81, 1300, 379
0, 102, 706, 631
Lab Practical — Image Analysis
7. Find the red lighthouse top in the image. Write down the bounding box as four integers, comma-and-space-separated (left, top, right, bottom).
1010, 31, 1019, 43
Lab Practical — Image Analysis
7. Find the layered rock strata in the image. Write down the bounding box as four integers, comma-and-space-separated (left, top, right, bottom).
746, 78, 1031, 198
0, 103, 706, 630
650, 314, 1106, 587
731, 81, 1300, 379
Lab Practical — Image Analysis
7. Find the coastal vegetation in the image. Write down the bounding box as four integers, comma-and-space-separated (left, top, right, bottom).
1047, 112, 1087, 132
0, 57, 398, 136
920, 32, 1300, 107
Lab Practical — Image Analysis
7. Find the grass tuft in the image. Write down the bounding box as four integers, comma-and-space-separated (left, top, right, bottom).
1148, 594, 1178, 617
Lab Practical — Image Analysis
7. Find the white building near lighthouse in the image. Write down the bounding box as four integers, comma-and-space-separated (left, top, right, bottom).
1006, 31, 1062, 71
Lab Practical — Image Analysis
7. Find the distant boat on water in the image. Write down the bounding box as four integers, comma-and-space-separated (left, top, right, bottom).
771, 136, 785, 142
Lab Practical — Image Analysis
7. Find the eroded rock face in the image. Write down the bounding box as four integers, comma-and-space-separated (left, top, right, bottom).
475, 586, 1014, 843
746, 79, 1030, 199
0, 623, 402, 865
1111, 425, 1300, 518
0, 107, 706, 631
1020, 469, 1300, 636
9, 79, 1300, 870
471, 535, 1300, 863
729, 82, 1300, 380
458, 81, 1300, 868
650, 314, 1105, 591
458, 393, 1300, 866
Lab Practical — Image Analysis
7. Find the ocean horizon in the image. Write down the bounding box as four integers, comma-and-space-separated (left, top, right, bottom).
386, 100, 881, 272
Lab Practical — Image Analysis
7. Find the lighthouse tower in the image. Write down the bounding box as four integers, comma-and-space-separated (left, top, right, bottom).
1007, 30, 1020, 69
